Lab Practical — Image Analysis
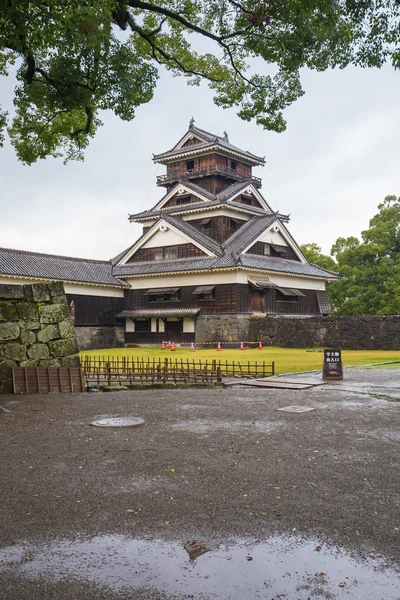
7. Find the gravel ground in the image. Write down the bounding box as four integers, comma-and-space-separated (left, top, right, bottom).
0, 367, 399, 599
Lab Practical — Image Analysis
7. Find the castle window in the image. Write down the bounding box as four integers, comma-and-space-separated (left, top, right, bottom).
193, 285, 215, 301
147, 287, 180, 302
199, 218, 212, 231
186, 160, 195, 171
134, 319, 150, 332
154, 248, 163, 260
270, 244, 285, 258
164, 247, 178, 260
176, 195, 190, 205
231, 161, 237, 171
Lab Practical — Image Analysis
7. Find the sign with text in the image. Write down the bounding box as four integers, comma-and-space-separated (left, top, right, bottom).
323, 349, 343, 380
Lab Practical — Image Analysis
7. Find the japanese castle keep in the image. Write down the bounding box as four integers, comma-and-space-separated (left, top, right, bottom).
0, 124, 337, 347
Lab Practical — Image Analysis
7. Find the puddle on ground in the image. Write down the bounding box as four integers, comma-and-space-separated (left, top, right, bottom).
1, 534, 399, 599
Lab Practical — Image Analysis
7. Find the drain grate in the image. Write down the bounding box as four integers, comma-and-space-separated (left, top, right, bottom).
275, 405, 316, 413
90, 417, 145, 428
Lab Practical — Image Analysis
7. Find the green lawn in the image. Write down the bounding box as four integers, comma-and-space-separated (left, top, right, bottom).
80, 346, 400, 375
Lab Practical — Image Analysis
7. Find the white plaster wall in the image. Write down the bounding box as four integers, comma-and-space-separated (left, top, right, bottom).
183, 209, 250, 221
141, 227, 188, 248
158, 318, 165, 333
183, 317, 195, 333
124, 270, 244, 289
126, 318, 135, 332
257, 229, 288, 245
64, 283, 124, 297
124, 270, 327, 291
0, 275, 124, 297
151, 318, 157, 332
246, 272, 326, 291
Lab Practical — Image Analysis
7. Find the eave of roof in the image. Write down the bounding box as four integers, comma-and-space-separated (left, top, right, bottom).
153, 125, 265, 166
0, 246, 127, 288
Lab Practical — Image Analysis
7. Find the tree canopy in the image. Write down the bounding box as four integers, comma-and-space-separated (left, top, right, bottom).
1, 1, 399, 163
302, 195, 400, 316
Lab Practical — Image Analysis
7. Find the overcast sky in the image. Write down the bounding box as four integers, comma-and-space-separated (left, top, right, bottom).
0, 62, 398, 261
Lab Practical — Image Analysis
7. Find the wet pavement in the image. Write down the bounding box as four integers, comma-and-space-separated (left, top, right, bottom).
1, 366, 399, 599
1, 534, 399, 599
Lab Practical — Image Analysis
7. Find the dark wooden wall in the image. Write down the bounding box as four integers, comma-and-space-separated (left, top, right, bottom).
127, 243, 206, 263
166, 154, 252, 179
187, 215, 247, 243
264, 289, 319, 315
66, 294, 124, 326
125, 284, 252, 314
163, 194, 203, 209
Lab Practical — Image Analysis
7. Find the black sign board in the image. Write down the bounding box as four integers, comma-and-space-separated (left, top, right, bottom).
323, 349, 343, 380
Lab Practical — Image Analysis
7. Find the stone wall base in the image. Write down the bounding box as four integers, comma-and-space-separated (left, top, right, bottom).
194, 314, 400, 350
195, 314, 252, 344
249, 315, 400, 350
75, 327, 124, 351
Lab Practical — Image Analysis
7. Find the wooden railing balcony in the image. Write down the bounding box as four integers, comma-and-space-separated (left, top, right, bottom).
156, 165, 262, 188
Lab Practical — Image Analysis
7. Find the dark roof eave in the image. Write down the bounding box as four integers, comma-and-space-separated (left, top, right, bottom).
153, 144, 265, 166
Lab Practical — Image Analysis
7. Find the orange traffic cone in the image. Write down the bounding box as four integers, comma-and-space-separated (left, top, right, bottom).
170, 341, 175, 351
217, 341, 221, 351
258, 341, 262, 350
167, 340, 171, 349
239, 342, 244, 351
190, 342, 195, 352
161, 340, 165, 350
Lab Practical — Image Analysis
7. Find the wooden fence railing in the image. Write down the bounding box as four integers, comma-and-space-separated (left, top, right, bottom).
81, 356, 274, 386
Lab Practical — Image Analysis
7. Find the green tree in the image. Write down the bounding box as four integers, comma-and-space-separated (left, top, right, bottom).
300, 243, 337, 272
328, 195, 400, 315
1, 1, 400, 163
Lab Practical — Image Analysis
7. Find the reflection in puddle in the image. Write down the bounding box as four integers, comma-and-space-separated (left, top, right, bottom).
1, 535, 399, 599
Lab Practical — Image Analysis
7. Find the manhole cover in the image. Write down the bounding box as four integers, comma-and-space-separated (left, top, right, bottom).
90, 417, 145, 428
275, 405, 316, 413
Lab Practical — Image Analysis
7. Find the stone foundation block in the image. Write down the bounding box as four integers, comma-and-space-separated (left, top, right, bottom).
49, 337, 78, 357
37, 324, 59, 343
32, 284, 50, 302
39, 304, 70, 324
0, 301, 19, 322
27, 343, 50, 360
17, 302, 39, 321
0, 284, 24, 300
5, 343, 27, 362
0, 322, 20, 342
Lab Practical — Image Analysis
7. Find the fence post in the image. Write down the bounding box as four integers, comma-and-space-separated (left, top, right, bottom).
217, 366, 222, 383
106, 362, 111, 386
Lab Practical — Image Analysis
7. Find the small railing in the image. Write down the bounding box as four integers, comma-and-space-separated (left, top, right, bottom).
82, 356, 275, 386
156, 165, 262, 187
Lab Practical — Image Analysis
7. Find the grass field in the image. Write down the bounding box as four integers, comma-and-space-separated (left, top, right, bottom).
80, 346, 400, 375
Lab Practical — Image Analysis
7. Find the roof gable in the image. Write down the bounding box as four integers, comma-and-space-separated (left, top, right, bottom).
242, 220, 307, 263
116, 216, 221, 265
151, 182, 214, 212
218, 182, 272, 212
153, 125, 265, 166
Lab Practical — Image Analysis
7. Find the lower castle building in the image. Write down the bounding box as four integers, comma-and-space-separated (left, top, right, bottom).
0, 124, 337, 346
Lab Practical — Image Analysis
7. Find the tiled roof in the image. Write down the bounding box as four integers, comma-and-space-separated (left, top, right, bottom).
222, 214, 278, 254
117, 308, 200, 318
239, 254, 338, 279
162, 214, 223, 256
0, 247, 127, 287
129, 179, 276, 222
114, 212, 336, 280
153, 125, 265, 165
113, 256, 218, 277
